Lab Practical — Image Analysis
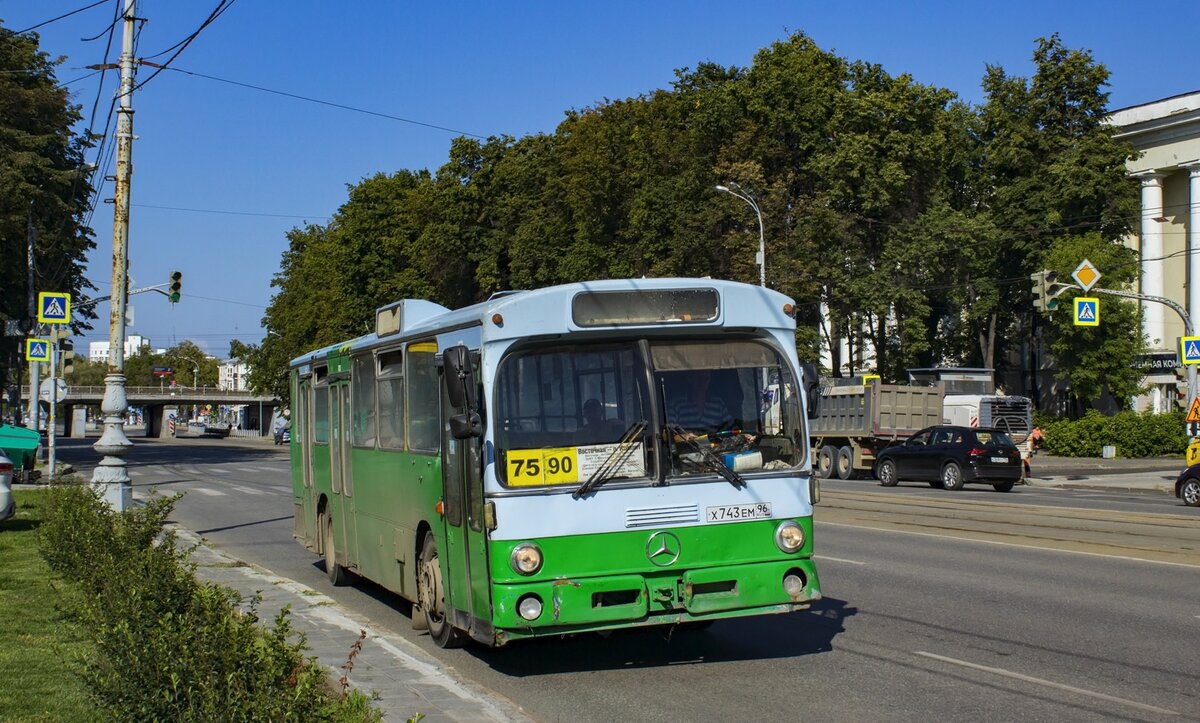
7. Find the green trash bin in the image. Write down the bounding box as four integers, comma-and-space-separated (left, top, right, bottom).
0, 424, 42, 483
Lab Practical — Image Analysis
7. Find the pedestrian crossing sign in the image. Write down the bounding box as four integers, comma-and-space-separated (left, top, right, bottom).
37, 291, 70, 324
25, 338, 50, 362
1181, 335, 1200, 366
1073, 297, 1099, 326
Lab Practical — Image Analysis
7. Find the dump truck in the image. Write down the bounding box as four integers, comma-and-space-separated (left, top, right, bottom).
907, 368, 1035, 466
810, 381, 945, 479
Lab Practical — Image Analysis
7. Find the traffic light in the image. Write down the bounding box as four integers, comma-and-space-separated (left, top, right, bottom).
1030, 271, 1049, 312
61, 345, 75, 377
168, 271, 182, 303
1030, 270, 1074, 313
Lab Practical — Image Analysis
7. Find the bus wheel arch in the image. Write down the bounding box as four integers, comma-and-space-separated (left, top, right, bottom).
316, 495, 330, 554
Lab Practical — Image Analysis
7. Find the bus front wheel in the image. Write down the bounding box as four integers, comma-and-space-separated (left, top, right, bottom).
323, 514, 352, 586
417, 533, 466, 648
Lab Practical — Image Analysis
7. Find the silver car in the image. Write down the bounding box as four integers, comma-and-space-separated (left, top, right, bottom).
0, 452, 13, 522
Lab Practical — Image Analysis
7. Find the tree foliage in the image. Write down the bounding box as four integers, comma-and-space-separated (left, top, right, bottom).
0, 26, 98, 398
252, 33, 1138, 413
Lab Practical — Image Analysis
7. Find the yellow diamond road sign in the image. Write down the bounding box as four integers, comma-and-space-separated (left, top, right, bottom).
1072, 259, 1101, 293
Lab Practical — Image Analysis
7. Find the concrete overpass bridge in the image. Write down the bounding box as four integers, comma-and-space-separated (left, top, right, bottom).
21, 386, 282, 439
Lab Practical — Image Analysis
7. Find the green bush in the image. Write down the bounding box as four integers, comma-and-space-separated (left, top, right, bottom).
38, 480, 380, 722
1038, 410, 1186, 458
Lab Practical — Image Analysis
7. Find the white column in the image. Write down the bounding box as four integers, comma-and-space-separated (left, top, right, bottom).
1138, 172, 1166, 349
1187, 163, 1200, 341
1186, 163, 1200, 415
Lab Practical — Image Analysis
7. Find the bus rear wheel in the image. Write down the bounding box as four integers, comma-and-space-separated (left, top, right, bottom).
323, 513, 352, 586
417, 533, 466, 648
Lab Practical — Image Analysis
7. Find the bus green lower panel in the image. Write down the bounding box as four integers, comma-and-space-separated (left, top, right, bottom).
491, 558, 819, 631
682, 559, 816, 613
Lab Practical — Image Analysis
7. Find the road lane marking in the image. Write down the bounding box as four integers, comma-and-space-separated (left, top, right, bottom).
913, 651, 1178, 716
818, 520, 1200, 570
191, 488, 225, 496
816, 555, 867, 566
228, 484, 266, 496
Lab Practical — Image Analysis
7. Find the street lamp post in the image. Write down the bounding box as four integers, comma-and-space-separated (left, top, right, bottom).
92, 0, 137, 511
716, 182, 766, 287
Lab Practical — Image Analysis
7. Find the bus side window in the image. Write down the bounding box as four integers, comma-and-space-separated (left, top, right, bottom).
377, 350, 405, 451
313, 380, 329, 444
351, 354, 376, 448
407, 342, 440, 453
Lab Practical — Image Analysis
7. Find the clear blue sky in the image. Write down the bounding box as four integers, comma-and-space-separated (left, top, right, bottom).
4, 0, 1197, 358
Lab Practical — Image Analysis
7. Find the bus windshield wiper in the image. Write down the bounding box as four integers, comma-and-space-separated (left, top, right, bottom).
572, 420, 646, 499
666, 423, 746, 489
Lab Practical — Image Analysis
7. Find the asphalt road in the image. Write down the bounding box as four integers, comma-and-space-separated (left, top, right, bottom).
53, 437, 1200, 721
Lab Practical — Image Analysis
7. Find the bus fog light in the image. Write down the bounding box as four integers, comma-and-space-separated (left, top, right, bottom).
783, 571, 807, 596
518, 595, 543, 621
775, 521, 805, 552
510, 542, 543, 575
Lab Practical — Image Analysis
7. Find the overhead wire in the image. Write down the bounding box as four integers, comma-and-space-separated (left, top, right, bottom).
162, 65, 488, 139
128, 0, 237, 93
1, 0, 110, 36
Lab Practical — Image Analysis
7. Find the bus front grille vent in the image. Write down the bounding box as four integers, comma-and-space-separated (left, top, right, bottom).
625, 504, 699, 528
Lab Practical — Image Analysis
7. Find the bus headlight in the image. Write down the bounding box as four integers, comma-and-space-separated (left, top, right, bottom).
518, 594, 543, 620
775, 521, 805, 553
510, 542, 543, 575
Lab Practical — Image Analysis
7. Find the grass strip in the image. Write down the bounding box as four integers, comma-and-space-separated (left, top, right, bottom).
0, 490, 97, 722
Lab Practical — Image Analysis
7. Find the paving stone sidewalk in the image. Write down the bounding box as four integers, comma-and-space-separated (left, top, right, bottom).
176, 527, 531, 723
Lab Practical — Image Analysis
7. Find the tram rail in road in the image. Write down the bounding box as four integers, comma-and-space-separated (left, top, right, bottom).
817, 488, 1200, 568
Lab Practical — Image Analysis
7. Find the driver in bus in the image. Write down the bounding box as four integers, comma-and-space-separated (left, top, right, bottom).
666, 369, 733, 438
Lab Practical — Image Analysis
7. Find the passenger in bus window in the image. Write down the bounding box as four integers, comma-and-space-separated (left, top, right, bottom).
582, 398, 605, 431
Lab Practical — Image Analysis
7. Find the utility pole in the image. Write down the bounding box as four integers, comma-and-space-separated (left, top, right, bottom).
26, 214, 40, 432
92, 0, 137, 510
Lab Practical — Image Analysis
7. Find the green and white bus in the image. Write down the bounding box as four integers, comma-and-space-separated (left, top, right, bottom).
289, 279, 822, 647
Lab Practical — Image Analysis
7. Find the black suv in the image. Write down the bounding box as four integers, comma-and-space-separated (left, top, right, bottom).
875, 425, 1023, 492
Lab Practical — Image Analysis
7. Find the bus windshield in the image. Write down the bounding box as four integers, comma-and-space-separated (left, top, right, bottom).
494, 338, 805, 490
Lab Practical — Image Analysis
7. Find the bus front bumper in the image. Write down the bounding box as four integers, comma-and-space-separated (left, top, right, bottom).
491, 558, 820, 640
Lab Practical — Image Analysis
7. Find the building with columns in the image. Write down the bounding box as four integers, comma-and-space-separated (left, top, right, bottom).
1109, 91, 1200, 413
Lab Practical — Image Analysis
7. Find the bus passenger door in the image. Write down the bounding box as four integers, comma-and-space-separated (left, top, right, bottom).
441, 382, 491, 638
330, 382, 357, 567
297, 380, 316, 543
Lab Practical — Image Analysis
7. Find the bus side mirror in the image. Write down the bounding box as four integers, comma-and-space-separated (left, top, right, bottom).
444, 345, 482, 439
444, 345, 476, 410
801, 362, 820, 420
450, 412, 482, 439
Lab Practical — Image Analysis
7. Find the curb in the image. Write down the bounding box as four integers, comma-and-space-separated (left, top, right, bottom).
172, 525, 532, 723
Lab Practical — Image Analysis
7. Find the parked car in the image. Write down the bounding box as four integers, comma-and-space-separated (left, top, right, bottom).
1175, 464, 1200, 507
875, 425, 1023, 492
0, 452, 14, 523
